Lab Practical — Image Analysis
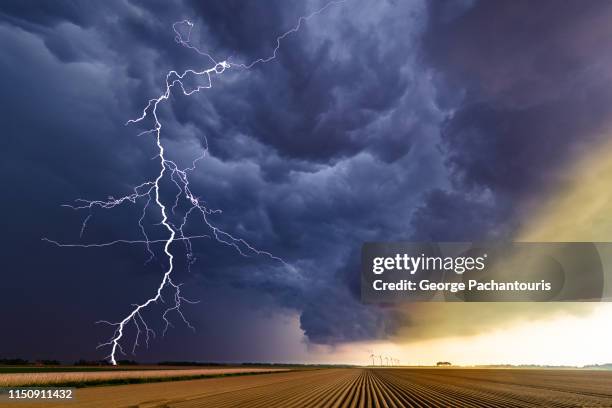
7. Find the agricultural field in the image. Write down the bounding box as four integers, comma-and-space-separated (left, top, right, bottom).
4, 367, 612, 407
0, 366, 289, 387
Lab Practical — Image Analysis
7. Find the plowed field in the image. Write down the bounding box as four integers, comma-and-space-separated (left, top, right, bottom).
5, 368, 612, 407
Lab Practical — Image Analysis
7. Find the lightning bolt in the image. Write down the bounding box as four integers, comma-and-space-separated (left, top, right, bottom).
44, 1, 344, 365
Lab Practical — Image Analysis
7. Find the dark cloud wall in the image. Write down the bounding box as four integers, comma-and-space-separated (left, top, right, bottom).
1, 0, 611, 362
421, 0, 612, 230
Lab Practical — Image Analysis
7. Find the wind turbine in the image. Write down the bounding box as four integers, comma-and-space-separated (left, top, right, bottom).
378, 355, 383, 366
369, 353, 376, 366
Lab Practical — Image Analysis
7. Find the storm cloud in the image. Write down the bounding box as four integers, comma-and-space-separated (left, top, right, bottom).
1, 0, 611, 362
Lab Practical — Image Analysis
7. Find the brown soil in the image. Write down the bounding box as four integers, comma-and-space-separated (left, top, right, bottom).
5, 368, 612, 407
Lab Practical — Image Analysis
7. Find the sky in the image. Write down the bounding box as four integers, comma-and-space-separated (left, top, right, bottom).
2, 0, 612, 366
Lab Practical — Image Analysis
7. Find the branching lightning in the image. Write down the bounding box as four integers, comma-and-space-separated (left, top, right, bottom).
44, 1, 344, 365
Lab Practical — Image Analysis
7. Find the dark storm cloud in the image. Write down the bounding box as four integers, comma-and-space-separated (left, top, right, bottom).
410, 189, 506, 241
0, 1, 95, 27
2, 0, 611, 362
173, 0, 430, 163
0, 0, 446, 361
418, 0, 612, 233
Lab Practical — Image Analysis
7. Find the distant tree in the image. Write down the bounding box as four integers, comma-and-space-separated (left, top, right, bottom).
117, 360, 139, 365
36, 359, 61, 366
74, 359, 111, 366
0, 358, 29, 365
436, 361, 452, 366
